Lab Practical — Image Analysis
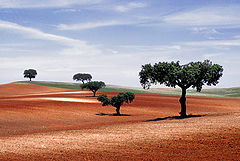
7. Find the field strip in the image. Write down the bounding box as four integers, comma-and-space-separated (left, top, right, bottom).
22, 91, 91, 96
1, 113, 240, 156
2, 97, 99, 103
39, 97, 99, 103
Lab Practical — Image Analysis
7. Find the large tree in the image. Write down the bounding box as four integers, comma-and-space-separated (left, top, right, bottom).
98, 92, 135, 116
81, 81, 105, 97
139, 60, 223, 118
73, 73, 92, 84
23, 69, 37, 81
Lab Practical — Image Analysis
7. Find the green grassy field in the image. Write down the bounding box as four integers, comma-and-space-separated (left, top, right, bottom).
18, 81, 240, 98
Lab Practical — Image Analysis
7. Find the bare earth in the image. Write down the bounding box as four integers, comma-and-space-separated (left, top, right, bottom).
0, 83, 240, 160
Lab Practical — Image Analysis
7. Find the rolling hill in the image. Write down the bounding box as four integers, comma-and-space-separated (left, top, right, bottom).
18, 81, 240, 98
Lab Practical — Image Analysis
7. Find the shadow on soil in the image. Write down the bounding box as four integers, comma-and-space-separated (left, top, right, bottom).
146, 114, 206, 122
96, 113, 131, 116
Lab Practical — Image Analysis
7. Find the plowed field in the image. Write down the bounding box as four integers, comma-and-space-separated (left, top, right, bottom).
0, 83, 240, 160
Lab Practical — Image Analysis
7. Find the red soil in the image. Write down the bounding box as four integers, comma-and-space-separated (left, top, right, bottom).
0, 82, 240, 160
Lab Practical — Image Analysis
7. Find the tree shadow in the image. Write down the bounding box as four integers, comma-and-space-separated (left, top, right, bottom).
146, 114, 206, 122
96, 113, 131, 116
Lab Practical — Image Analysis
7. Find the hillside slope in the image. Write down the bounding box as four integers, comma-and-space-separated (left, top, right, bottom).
0, 82, 240, 160
19, 81, 240, 98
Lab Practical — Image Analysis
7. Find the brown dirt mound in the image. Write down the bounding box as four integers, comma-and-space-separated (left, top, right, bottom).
0, 83, 240, 160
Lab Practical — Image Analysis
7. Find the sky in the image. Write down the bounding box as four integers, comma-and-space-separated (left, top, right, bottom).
0, 0, 240, 88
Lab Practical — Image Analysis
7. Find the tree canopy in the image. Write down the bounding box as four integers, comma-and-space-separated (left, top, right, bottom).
81, 81, 105, 97
73, 73, 92, 84
139, 60, 223, 117
97, 92, 135, 116
23, 69, 37, 81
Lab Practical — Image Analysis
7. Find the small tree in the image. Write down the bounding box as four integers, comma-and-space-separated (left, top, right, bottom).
23, 69, 37, 81
98, 92, 135, 116
73, 73, 92, 84
139, 60, 223, 118
81, 81, 105, 97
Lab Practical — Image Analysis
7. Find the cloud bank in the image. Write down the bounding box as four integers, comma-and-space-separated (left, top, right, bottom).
0, 0, 102, 8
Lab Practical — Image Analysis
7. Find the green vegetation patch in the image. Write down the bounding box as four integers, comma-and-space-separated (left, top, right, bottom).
200, 87, 240, 98
18, 81, 82, 90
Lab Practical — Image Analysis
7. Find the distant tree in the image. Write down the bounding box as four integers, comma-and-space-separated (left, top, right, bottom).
139, 60, 223, 118
23, 69, 37, 81
81, 81, 105, 97
98, 92, 135, 116
73, 73, 92, 84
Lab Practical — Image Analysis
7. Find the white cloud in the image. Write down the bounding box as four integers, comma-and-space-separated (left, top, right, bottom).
0, 20, 101, 55
163, 6, 240, 26
59, 46, 101, 56
116, 45, 182, 64
58, 20, 134, 30
191, 27, 219, 34
183, 39, 240, 47
54, 8, 81, 13
0, 47, 32, 53
115, 2, 146, 12
203, 53, 223, 59
233, 35, 240, 39
120, 45, 181, 52
0, 20, 78, 43
0, 0, 102, 8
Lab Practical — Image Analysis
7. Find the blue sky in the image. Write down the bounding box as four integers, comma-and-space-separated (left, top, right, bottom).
0, 0, 240, 88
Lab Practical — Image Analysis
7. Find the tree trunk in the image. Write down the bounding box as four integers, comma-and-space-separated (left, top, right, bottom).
179, 87, 187, 118
29, 77, 32, 81
116, 107, 121, 116
93, 91, 96, 97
